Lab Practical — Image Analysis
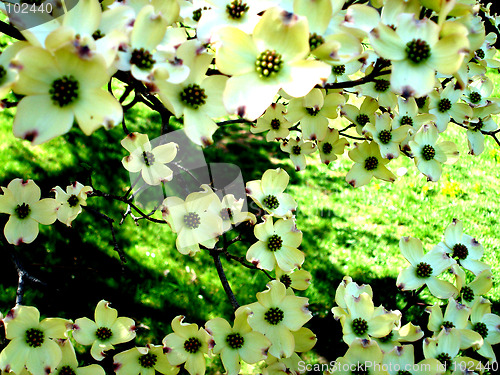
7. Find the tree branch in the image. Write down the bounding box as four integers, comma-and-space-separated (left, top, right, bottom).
6, 246, 48, 305
323, 69, 391, 90
211, 250, 240, 311
88, 189, 167, 224
400, 284, 426, 317
82, 206, 127, 264
217, 119, 254, 126
0, 20, 26, 41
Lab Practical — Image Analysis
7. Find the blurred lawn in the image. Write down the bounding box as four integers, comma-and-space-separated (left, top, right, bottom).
0, 45, 499, 372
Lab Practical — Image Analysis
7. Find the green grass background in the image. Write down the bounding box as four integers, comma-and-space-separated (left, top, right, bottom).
0, 38, 499, 373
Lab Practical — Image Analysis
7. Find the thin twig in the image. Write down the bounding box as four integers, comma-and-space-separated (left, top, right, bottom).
0, 20, 26, 40
323, 69, 391, 90
339, 123, 356, 133
112, 71, 173, 134
221, 249, 274, 280
217, 119, 254, 126
211, 250, 240, 310
88, 189, 167, 224
121, 117, 130, 135
400, 284, 426, 316
450, 119, 500, 148
6, 246, 48, 305
122, 174, 142, 200
338, 132, 365, 141
1, 100, 18, 109
120, 85, 134, 104
82, 206, 127, 263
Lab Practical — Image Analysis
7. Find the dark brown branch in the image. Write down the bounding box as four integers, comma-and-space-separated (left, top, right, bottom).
211, 250, 240, 310
1, 100, 18, 109
6, 246, 48, 305
122, 174, 142, 200
400, 284, 426, 317
323, 69, 391, 90
0, 20, 26, 41
450, 119, 500, 148
217, 119, 254, 126
121, 117, 130, 135
120, 85, 134, 104
88, 189, 167, 224
82, 206, 127, 263
338, 132, 365, 141
339, 123, 356, 133
220, 249, 274, 280
112, 71, 173, 135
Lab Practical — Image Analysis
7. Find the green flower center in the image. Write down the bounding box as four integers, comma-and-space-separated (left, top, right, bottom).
292, 145, 302, 155
67, 194, 79, 207
263, 195, 280, 210
452, 243, 468, 260
378, 130, 392, 144
405, 38, 431, 64
220, 208, 233, 221
461, 286, 474, 302
397, 371, 412, 375
436, 353, 452, 368
255, 50, 283, 78
400, 115, 413, 126
280, 274, 292, 288
309, 33, 325, 50
226, 333, 245, 349
416, 262, 433, 278
442, 320, 455, 329
264, 307, 284, 325
475, 49, 485, 59
306, 107, 320, 116
374, 79, 390, 93
364, 156, 378, 171
183, 212, 201, 229
322, 142, 333, 154
469, 91, 482, 104
95, 326, 113, 341
270, 118, 281, 130
351, 318, 369, 336
92, 29, 104, 40
268, 234, 283, 252
143, 151, 155, 166
50, 75, 79, 107
130, 48, 156, 70
25, 328, 44, 348
184, 337, 202, 354
180, 84, 207, 109
15, 203, 31, 219
356, 114, 370, 127
378, 331, 394, 343
471, 119, 483, 132
332, 65, 346, 76
0, 65, 6, 83
421, 145, 435, 161
472, 322, 488, 338
438, 98, 452, 112
226, 0, 248, 19
57, 366, 76, 375
192, 8, 203, 21
415, 96, 427, 108
138, 353, 158, 368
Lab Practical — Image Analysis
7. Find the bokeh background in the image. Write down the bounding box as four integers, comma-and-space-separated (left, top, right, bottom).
0, 39, 499, 375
